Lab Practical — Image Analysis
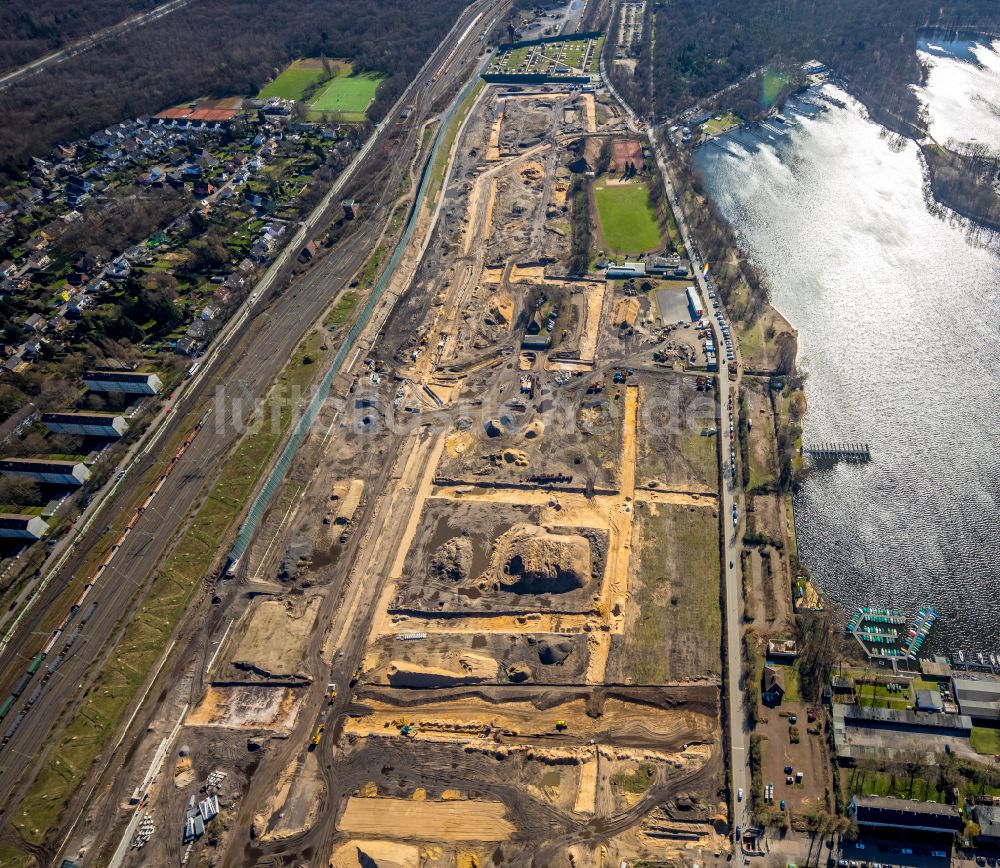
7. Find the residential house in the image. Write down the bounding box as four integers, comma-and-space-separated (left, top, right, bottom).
174, 335, 200, 356
762, 665, 785, 706
23, 314, 45, 333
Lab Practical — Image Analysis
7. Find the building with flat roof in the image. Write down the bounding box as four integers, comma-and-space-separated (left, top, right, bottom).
832, 703, 973, 765
974, 804, 1000, 846
0, 458, 91, 486
849, 795, 961, 834
915, 689, 944, 713
43, 412, 128, 438
606, 262, 645, 279
83, 370, 162, 395
952, 676, 1000, 722
0, 513, 49, 539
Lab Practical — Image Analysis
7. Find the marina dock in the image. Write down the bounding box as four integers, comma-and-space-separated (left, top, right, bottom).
804, 442, 871, 460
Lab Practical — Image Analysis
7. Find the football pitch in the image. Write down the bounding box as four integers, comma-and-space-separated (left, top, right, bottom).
309, 71, 385, 121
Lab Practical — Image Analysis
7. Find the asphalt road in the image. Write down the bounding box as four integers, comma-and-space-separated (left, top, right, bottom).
602, 57, 751, 838
0, 0, 502, 842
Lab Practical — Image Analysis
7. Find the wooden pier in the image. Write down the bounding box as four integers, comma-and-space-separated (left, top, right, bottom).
803, 442, 871, 460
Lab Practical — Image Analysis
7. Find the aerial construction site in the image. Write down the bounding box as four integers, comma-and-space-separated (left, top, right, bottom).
58, 32, 729, 868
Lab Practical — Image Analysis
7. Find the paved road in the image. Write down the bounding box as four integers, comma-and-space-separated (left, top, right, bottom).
0, 0, 197, 92
602, 53, 750, 839
0, 0, 500, 845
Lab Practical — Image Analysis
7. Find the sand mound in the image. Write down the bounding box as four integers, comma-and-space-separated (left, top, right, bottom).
493, 524, 590, 594
503, 448, 529, 467
519, 161, 544, 183
523, 420, 544, 440
386, 655, 499, 688
506, 663, 532, 683
485, 292, 514, 327
484, 418, 505, 438
535, 638, 573, 665
430, 536, 473, 582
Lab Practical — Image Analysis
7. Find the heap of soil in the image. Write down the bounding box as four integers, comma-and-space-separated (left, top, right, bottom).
494, 524, 590, 594
430, 536, 473, 582
535, 638, 573, 665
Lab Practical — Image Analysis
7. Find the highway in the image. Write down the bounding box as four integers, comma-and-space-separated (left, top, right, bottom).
0, 0, 198, 93
0, 1, 505, 854
602, 52, 751, 842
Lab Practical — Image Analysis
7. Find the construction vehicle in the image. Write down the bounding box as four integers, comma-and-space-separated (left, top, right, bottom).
554, 720, 568, 731
309, 724, 325, 750
325, 683, 337, 704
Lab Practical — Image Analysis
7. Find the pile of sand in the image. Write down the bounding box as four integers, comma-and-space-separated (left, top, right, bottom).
523, 420, 544, 440
535, 638, 573, 665
502, 448, 529, 467
430, 536, 473, 582
492, 524, 590, 594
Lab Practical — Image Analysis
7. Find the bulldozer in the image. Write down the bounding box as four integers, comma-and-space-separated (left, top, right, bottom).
554, 720, 568, 732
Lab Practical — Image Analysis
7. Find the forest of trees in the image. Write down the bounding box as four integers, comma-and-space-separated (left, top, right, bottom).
0, 0, 159, 71
0, 0, 472, 164
923, 143, 1000, 230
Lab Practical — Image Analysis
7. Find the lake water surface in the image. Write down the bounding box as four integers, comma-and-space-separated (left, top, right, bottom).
694, 57, 1000, 652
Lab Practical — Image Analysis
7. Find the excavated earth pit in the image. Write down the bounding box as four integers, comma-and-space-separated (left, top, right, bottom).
391, 498, 608, 614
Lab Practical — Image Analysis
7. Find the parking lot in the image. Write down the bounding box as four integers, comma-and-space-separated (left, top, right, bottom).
759, 699, 830, 822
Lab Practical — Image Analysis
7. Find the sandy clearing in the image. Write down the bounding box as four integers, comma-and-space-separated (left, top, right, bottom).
510, 264, 546, 283
574, 749, 598, 814
381, 611, 592, 634
584, 630, 612, 684
485, 111, 504, 161
330, 839, 421, 868
583, 93, 597, 133
613, 295, 641, 328
578, 282, 606, 364
482, 264, 505, 283
230, 596, 321, 679
187, 685, 301, 731
338, 797, 515, 842
430, 488, 612, 530
635, 489, 717, 508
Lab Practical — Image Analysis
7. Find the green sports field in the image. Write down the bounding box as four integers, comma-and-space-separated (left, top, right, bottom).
593, 179, 663, 254
258, 59, 330, 101
308, 71, 385, 121
762, 69, 791, 107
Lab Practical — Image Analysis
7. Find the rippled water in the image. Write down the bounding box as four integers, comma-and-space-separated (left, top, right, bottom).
916, 35, 1000, 153
694, 84, 1000, 651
